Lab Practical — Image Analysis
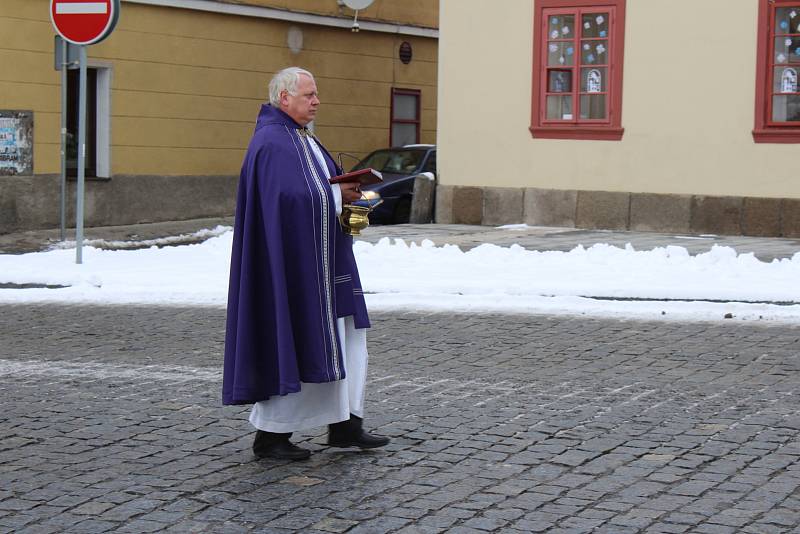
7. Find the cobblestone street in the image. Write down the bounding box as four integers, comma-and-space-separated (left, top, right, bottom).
1, 304, 799, 533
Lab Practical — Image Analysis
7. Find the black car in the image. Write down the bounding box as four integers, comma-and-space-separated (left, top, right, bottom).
349, 145, 436, 224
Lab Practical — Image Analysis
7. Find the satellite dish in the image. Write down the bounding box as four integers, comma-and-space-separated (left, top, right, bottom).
343, 0, 374, 10
342, 0, 373, 32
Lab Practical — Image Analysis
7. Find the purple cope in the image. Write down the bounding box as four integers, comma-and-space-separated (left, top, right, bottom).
222, 105, 369, 405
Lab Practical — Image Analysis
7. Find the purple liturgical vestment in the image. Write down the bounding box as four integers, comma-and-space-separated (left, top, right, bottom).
222, 104, 369, 406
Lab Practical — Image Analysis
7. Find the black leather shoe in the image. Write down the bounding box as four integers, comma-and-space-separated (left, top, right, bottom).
328, 415, 390, 449
253, 430, 311, 460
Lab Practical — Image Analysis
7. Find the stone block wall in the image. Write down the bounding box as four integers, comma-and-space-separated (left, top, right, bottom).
435, 184, 800, 238
0, 175, 237, 234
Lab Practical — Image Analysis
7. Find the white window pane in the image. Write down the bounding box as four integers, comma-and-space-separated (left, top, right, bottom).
581, 39, 607, 65
548, 70, 573, 93
774, 36, 800, 64
548, 15, 575, 40
546, 95, 572, 120
776, 7, 800, 35
392, 123, 417, 146
773, 95, 800, 121
393, 94, 418, 120
579, 94, 607, 119
775, 66, 799, 93
581, 12, 609, 39
581, 67, 607, 92
547, 42, 575, 66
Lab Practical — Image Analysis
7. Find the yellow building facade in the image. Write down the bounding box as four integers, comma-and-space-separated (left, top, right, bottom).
436, 0, 800, 237
0, 0, 438, 232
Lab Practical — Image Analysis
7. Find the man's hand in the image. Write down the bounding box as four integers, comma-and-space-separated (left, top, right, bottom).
339, 182, 362, 203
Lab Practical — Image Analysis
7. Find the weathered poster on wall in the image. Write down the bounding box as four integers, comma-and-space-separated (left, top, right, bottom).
0, 111, 33, 176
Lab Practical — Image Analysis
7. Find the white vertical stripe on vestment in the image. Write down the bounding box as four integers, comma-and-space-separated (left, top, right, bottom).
295, 129, 340, 380
308, 136, 342, 216
283, 125, 339, 381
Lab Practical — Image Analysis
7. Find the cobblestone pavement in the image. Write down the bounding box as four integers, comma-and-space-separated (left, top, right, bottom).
2, 304, 800, 533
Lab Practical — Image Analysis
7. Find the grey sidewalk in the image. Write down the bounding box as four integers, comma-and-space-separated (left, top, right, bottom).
2, 217, 799, 261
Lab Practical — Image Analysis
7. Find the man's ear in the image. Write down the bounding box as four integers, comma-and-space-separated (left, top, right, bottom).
279, 90, 289, 107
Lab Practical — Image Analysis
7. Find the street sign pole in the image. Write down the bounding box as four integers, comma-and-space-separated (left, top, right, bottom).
76, 45, 87, 264
60, 39, 67, 242
50, 0, 119, 263
75, 46, 86, 263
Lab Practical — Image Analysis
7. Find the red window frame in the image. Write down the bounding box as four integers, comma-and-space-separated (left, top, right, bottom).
390, 88, 421, 146
753, 0, 800, 143
530, 0, 626, 141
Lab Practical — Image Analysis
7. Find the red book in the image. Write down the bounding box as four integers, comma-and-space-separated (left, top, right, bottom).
328, 167, 383, 185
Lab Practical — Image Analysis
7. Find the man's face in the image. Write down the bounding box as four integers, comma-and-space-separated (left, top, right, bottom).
280, 74, 319, 126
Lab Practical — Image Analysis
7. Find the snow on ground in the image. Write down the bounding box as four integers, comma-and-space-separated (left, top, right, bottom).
49, 225, 231, 251
0, 227, 799, 323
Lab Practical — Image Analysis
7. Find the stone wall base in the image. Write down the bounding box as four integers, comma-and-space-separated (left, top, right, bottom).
0, 174, 238, 234
435, 185, 800, 238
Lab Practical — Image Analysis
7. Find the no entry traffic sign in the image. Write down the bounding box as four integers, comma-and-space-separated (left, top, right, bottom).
50, 0, 120, 45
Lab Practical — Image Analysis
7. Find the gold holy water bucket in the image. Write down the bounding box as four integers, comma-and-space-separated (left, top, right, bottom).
339, 204, 373, 236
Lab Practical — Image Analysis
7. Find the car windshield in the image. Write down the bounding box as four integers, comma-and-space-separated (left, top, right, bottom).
352, 149, 426, 174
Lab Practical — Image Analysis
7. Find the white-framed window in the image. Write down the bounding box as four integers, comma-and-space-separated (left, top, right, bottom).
390, 88, 420, 146
66, 63, 111, 177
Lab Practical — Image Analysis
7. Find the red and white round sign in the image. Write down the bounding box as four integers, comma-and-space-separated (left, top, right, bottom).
50, 0, 119, 45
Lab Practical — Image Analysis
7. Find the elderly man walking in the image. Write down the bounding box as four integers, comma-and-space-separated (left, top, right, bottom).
222, 66, 389, 460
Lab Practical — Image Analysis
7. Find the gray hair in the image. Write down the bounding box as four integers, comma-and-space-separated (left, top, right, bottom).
268, 67, 314, 106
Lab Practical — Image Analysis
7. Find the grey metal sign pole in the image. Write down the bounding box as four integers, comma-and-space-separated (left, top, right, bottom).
60, 39, 67, 242
76, 45, 87, 264
51, 0, 121, 263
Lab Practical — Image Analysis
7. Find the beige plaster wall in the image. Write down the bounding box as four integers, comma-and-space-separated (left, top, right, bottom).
0, 0, 437, 176
438, 0, 800, 199
232, 0, 439, 29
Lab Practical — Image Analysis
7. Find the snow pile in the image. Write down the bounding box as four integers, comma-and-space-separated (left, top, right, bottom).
355, 239, 799, 303
49, 225, 232, 250
0, 231, 798, 323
